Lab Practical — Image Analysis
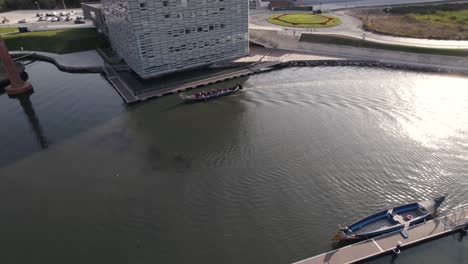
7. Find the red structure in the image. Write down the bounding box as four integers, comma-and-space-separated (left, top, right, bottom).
0, 39, 32, 95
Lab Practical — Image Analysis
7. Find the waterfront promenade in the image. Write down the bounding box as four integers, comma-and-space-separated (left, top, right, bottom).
11, 50, 104, 73
102, 46, 342, 104
250, 29, 468, 73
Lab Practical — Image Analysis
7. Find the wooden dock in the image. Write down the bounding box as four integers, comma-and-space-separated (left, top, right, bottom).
103, 61, 283, 104
137, 68, 253, 101
294, 204, 468, 264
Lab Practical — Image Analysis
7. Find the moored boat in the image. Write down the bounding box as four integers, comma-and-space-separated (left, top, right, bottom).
180, 83, 242, 102
332, 195, 447, 241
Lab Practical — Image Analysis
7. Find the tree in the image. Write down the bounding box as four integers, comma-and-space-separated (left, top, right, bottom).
0, 0, 6, 11
38, 0, 56, 9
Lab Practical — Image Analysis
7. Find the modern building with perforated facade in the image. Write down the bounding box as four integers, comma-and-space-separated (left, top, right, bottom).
101, 0, 249, 79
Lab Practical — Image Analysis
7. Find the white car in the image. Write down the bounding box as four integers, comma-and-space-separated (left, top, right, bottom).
51, 17, 58, 22
18, 19, 27, 23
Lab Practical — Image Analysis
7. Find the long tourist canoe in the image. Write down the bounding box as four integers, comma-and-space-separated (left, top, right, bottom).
180, 83, 242, 102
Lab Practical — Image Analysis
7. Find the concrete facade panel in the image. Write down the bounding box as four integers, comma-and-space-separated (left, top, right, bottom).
102, 0, 249, 79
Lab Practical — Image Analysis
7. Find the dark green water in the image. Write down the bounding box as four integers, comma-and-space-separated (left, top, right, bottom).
0, 62, 467, 264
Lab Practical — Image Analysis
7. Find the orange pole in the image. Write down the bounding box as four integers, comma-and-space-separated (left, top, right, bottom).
0, 38, 32, 95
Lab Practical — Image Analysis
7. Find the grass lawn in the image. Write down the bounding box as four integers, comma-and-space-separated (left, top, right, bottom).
353, 3, 468, 39
0, 27, 18, 34
300, 34, 468, 57
410, 9, 468, 27
0, 28, 109, 54
267, 13, 341, 28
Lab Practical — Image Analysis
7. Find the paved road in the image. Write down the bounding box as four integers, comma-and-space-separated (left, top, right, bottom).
249, 8, 468, 49
250, 28, 468, 72
302, 0, 468, 10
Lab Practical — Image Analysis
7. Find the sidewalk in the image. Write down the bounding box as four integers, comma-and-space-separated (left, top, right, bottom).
250, 28, 468, 73
10, 50, 104, 73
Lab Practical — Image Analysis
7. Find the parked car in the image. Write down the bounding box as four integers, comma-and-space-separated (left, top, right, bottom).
18, 19, 27, 23
18, 27, 29, 33
75, 16, 84, 20
74, 19, 85, 24
59, 12, 67, 16
36, 13, 44, 17
65, 16, 72, 22
51, 17, 58, 22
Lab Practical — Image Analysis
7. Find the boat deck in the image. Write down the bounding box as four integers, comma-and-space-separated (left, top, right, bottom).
353, 218, 395, 235
294, 206, 468, 264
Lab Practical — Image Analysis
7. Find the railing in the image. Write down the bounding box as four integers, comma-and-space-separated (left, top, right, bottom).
103, 63, 117, 78
442, 203, 468, 231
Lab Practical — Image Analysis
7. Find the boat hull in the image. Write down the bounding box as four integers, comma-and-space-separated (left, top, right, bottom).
334, 195, 446, 241
180, 86, 241, 103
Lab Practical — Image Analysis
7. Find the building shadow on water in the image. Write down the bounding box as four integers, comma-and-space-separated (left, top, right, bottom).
125, 78, 249, 173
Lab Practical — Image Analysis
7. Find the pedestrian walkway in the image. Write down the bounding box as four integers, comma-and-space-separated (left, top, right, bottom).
107, 77, 138, 104
103, 63, 138, 104
294, 204, 468, 264
250, 28, 468, 73
10, 50, 104, 73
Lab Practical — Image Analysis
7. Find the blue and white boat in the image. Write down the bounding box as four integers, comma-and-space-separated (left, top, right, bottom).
333, 195, 447, 241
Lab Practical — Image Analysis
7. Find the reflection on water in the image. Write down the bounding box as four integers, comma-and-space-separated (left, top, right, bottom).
0, 61, 124, 167
0, 64, 467, 264
16, 91, 49, 149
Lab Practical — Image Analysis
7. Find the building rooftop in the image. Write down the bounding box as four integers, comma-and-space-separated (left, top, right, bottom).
81, 2, 102, 9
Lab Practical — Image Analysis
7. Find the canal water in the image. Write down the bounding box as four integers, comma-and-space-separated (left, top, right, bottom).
0, 61, 467, 264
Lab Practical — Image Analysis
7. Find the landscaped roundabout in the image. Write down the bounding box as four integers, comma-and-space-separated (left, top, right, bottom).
267, 13, 341, 28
